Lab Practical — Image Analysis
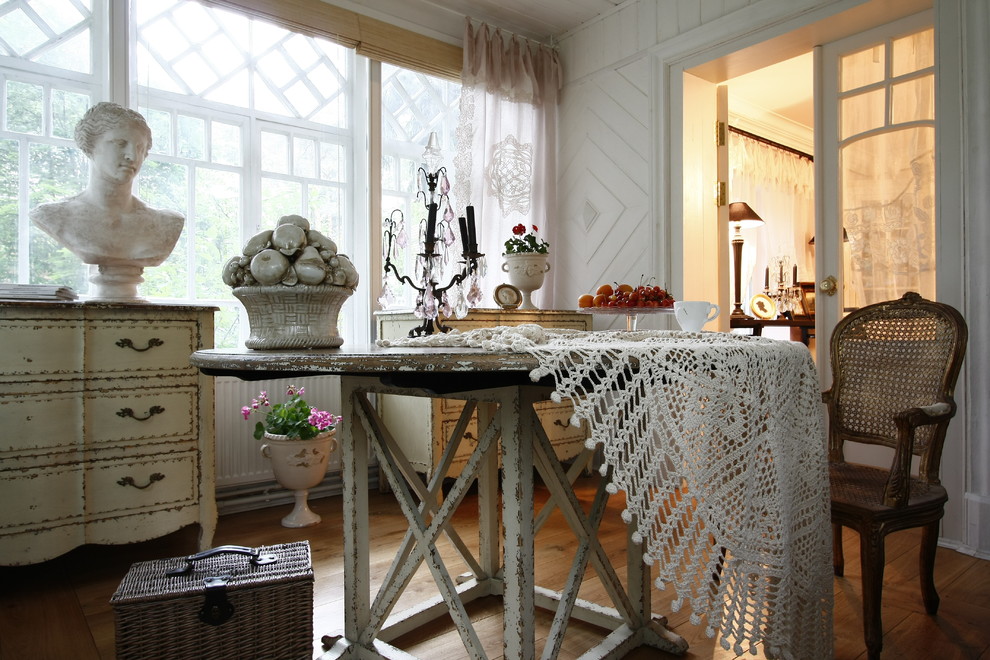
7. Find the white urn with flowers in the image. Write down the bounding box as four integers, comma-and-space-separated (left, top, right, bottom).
222, 214, 359, 349
502, 223, 550, 310
242, 384, 342, 528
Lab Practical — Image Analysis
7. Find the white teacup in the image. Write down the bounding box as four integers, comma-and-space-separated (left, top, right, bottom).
674, 301, 720, 332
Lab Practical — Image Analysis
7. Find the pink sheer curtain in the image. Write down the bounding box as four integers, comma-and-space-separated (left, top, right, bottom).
453, 19, 561, 307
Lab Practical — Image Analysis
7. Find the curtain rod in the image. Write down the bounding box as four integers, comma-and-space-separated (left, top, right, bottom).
729, 125, 813, 162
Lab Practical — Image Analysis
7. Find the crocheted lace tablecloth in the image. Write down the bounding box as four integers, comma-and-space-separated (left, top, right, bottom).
379, 325, 833, 659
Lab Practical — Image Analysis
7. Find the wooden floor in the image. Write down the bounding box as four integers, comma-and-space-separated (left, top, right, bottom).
2, 474, 989, 659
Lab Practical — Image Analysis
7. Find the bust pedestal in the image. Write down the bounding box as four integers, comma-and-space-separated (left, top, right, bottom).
88, 264, 146, 300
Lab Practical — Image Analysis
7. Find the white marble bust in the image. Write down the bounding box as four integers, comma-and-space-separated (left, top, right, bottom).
30, 102, 184, 298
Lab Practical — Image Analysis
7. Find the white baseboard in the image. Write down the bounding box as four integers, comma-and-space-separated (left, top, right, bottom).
215, 467, 380, 515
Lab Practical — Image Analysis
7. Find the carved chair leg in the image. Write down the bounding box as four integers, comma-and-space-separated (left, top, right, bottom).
860, 527, 886, 660
920, 521, 941, 615
832, 523, 845, 576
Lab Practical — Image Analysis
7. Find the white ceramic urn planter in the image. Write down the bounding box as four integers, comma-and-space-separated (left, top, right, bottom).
261, 430, 337, 528
502, 253, 550, 310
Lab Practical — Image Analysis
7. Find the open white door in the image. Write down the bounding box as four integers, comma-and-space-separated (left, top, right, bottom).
682, 74, 729, 330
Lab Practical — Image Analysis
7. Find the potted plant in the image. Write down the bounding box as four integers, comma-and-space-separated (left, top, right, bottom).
242, 385, 342, 527
502, 223, 550, 309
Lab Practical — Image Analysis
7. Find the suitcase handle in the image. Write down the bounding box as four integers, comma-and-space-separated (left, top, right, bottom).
166, 545, 279, 576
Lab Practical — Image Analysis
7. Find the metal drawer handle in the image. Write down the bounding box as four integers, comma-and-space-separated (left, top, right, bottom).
117, 405, 165, 421
117, 472, 165, 489
115, 337, 165, 352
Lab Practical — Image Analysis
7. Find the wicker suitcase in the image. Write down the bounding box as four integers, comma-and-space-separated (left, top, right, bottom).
111, 542, 314, 660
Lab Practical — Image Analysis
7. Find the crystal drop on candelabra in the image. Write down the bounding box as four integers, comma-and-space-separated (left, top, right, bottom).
477, 256, 488, 277
422, 284, 438, 319
443, 222, 455, 247
467, 276, 483, 305
396, 225, 408, 249
440, 291, 453, 318
377, 280, 394, 309
413, 294, 425, 318
440, 173, 450, 195
454, 288, 469, 319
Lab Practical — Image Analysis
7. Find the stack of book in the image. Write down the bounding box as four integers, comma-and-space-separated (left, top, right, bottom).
0, 284, 78, 301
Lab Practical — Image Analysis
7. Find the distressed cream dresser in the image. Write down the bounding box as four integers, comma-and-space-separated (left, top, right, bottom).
376, 309, 592, 478
0, 301, 216, 565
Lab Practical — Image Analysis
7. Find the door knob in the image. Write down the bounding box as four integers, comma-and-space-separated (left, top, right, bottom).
819, 275, 838, 296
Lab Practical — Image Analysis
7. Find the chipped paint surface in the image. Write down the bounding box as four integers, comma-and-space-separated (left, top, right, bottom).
195, 350, 687, 659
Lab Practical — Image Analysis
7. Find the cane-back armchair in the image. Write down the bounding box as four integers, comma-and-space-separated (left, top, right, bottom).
823, 291, 968, 659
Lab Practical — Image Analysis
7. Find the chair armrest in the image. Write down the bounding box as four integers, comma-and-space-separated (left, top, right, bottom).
883, 400, 956, 507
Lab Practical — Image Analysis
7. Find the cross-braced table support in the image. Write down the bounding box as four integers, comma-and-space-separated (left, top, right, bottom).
320, 376, 686, 660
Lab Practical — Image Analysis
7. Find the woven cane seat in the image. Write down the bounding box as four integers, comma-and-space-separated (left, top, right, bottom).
829, 462, 945, 512
823, 292, 967, 660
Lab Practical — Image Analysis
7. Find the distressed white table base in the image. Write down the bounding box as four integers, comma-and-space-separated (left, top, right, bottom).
320, 376, 687, 660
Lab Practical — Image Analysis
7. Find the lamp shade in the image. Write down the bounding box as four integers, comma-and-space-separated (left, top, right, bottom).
728, 202, 765, 229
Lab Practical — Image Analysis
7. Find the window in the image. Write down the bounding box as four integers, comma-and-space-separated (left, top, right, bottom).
0, 0, 467, 348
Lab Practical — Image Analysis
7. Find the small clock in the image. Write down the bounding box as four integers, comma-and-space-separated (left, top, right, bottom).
494, 283, 523, 310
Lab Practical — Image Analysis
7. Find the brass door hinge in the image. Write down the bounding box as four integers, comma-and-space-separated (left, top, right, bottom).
715, 120, 727, 147
715, 181, 727, 207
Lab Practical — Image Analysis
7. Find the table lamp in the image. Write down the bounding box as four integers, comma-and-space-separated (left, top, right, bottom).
729, 202, 765, 317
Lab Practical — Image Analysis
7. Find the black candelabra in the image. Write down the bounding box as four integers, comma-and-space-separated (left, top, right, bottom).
381, 165, 485, 337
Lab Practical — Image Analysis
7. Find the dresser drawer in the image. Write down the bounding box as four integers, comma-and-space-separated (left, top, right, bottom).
0, 460, 84, 530
0, 389, 85, 454
0, 320, 84, 380
86, 451, 198, 517
86, 320, 199, 377
87, 386, 197, 447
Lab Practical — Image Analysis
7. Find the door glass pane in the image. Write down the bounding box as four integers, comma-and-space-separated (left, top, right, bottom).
840, 45, 884, 91
892, 29, 934, 76
842, 126, 935, 308
891, 75, 934, 123
841, 89, 885, 139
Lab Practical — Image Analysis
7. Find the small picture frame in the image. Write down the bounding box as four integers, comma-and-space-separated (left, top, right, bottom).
798, 282, 816, 317
494, 283, 522, 310
750, 293, 777, 320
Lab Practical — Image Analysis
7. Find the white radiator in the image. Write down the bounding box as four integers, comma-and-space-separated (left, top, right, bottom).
215, 374, 343, 486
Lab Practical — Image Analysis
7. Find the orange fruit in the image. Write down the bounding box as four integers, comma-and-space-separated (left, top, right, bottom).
577, 294, 594, 308
592, 294, 607, 307
617, 283, 633, 293
596, 283, 614, 297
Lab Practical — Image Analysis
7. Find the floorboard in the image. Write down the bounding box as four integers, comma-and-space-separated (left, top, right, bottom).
1, 474, 988, 659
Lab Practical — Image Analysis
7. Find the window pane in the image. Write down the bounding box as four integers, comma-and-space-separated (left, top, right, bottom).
194, 168, 241, 297
261, 178, 302, 223
142, 107, 173, 155
891, 75, 934, 124
892, 28, 933, 77
841, 88, 885, 140
177, 114, 206, 160
294, 137, 316, 178
840, 44, 884, 92
6, 81, 43, 134
212, 121, 241, 166
261, 131, 289, 174
51, 90, 90, 140
0, 139, 18, 281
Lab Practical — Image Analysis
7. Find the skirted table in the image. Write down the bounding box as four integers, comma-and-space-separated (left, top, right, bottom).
191, 326, 832, 660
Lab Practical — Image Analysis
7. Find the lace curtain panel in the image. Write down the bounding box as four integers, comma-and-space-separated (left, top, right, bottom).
453, 19, 561, 307
380, 326, 833, 659
728, 131, 815, 301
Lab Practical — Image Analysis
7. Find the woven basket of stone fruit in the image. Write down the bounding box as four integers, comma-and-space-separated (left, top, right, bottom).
222, 214, 359, 349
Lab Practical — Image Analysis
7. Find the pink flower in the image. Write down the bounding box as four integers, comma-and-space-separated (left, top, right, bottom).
308, 409, 339, 431
241, 406, 252, 420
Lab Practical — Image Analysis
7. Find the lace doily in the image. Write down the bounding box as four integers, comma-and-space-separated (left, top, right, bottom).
379, 326, 833, 659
